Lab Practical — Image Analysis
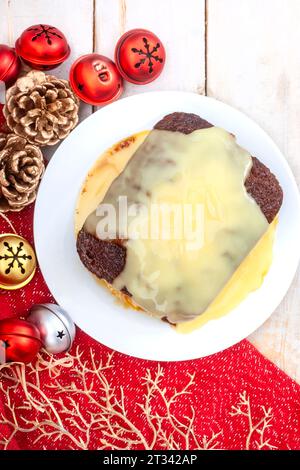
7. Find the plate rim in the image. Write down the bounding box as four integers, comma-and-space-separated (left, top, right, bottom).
34, 90, 300, 361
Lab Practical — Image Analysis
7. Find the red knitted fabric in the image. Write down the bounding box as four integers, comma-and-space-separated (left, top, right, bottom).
0, 205, 300, 450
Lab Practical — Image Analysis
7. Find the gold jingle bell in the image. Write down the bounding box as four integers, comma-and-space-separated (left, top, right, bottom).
0, 233, 36, 290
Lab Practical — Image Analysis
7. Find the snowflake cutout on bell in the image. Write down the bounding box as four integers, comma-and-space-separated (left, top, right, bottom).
15, 24, 70, 70
115, 29, 166, 84
0, 233, 37, 290
27, 304, 76, 354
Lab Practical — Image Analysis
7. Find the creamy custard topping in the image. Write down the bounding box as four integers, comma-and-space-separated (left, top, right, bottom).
75, 131, 149, 233
83, 127, 269, 324
176, 217, 277, 333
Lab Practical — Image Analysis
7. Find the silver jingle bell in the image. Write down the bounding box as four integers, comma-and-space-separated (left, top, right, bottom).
27, 303, 76, 354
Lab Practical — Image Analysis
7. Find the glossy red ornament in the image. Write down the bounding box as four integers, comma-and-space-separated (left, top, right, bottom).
0, 44, 21, 87
0, 318, 41, 364
69, 53, 123, 106
15, 24, 70, 70
115, 29, 165, 84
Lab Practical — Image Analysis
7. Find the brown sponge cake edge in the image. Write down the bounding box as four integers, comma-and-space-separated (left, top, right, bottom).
77, 230, 126, 284
77, 112, 283, 285
154, 112, 213, 134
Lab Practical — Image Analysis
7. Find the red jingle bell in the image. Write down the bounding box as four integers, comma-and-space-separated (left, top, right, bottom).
115, 29, 165, 84
0, 44, 21, 87
69, 53, 123, 106
0, 318, 42, 364
15, 24, 70, 70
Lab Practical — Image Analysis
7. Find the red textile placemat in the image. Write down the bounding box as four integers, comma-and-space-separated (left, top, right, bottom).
0, 205, 300, 450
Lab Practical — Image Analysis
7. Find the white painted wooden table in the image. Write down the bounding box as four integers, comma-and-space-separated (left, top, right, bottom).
1, 0, 299, 381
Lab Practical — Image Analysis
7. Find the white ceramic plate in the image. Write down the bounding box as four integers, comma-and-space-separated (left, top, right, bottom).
34, 91, 300, 361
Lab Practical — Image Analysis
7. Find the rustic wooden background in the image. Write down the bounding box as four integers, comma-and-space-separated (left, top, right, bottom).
1, 0, 299, 381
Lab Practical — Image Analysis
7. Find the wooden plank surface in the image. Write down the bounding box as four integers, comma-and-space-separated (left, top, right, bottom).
207, 0, 300, 382
0, 0, 94, 158
0, 0, 300, 382
95, 0, 206, 97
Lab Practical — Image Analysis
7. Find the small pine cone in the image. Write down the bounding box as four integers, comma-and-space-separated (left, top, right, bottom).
0, 133, 44, 212
4, 70, 80, 146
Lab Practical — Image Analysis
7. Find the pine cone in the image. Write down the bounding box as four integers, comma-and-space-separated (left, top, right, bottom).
0, 133, 44, 211
4, 70, 80, 146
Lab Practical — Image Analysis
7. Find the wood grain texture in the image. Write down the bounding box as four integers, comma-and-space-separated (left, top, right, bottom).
0, 0, 94, 158
207, 0, 300, 382
94, 0, 206, 99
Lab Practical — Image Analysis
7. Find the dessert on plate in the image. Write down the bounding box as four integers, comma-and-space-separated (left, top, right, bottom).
76, 112, 283, 331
